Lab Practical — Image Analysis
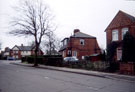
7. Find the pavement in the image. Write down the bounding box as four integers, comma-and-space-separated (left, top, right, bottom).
10, 61, 135, 82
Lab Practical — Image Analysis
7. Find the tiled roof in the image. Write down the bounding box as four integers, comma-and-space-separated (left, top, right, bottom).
59, 31, 96, 52
105, 10, 135, 31
123, 11, 135, 22
18, 46, 33, 51
71, 32, 96, 38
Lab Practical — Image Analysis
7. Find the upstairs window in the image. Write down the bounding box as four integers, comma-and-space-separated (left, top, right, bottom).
122, 28, 128, 40
63, 39, 68, 46
16, 51, 18, 53
112, 29, 118, 41
80, 39, 84, 45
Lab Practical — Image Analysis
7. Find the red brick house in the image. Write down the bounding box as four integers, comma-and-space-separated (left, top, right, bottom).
105, 10, 135, 61
59, 29, 101, 60
2, 47, 12, 59
11, 44, 43, 59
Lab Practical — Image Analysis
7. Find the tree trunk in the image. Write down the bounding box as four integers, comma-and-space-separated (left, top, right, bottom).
33, 44, 39, 67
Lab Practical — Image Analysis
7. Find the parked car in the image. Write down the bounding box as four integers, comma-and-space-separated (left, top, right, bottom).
7, 57, 15, 60
64, 57, 79, 63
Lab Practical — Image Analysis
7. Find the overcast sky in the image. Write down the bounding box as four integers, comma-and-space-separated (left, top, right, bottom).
0, 0, 135, 50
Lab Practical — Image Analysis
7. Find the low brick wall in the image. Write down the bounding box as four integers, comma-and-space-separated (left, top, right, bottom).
120, 62, 135, 75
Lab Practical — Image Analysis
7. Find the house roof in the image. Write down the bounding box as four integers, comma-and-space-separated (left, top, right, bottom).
59, 31, 96, 52
71, 31, 96, 38
61, 38, 69, 42
5, 47, 11, 52
12, 45, 34, 51
18, 46, 33, 51
105, 10, 135, 31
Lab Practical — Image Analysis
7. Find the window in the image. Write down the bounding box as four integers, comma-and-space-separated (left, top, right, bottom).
112, 29, 118, 41
82, 56, 85, 60
122, 28, 128, 40
72, 51, 77, 57
16, 51, 18, 53
16, 55, 18, 59
67, 50, 71, 55
64, 39, 67, 45
117, 49, 122, 61
80, 39, 84, 45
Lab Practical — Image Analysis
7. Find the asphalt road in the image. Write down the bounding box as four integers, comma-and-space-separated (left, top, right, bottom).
0, 60, 135, 92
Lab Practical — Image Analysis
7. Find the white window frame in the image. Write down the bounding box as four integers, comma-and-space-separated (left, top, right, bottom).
122, 28, 128, 40
112, 29, 118, 41
64, 39, 67, 45
68, 50, 71, 55
72, 51, 77, 57
82, 56, 85, 60
117, 48, 122, 61
16, 51, 18, 53
16, 55, 18, 59
80, 39, 85, 45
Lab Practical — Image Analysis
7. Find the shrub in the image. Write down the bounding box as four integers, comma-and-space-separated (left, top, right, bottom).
122, 32, 135, 62
46, 57, 63, 66
106, 42, 120, 61
21, 55, 63, 66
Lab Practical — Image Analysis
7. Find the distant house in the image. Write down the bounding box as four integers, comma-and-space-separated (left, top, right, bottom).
105, 10, 135, 61
2, 47, 12, 59
59, 29, 101, 60
11, 44, 43, 59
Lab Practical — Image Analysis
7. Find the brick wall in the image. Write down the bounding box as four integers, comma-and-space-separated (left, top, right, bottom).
66, 37, 101, 59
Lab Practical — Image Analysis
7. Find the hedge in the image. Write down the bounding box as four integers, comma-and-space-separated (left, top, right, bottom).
21, 55, 63, 66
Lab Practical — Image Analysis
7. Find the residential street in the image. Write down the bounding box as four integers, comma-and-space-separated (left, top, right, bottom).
0, 60, 135, 92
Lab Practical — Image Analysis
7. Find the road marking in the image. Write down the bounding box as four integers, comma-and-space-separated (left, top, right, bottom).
44, 76, 49, 79
88, 86, 99, 91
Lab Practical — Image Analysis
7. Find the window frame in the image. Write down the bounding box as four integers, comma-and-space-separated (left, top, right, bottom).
64, 39, 67, 45
122, 28, 128, 40
117, 48, 122, 61
80, 39, 85, 45
16, 50, 18, 53
72, 51, 77, 57
67, 50, 71, 55
112, 29, 118, 41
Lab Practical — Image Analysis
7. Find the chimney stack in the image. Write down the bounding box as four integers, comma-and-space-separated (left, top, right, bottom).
74, 29, 80, 34
21, 44, 23, 47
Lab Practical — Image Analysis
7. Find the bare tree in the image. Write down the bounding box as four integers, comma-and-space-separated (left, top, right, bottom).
28, 41, 35, 47
54, 37, 62, 52
45, 32, 55, 55
43, 32, 61, 55
9, 0, 55, 66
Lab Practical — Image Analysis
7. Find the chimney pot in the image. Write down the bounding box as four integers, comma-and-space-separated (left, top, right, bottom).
74, 29, 80, 34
